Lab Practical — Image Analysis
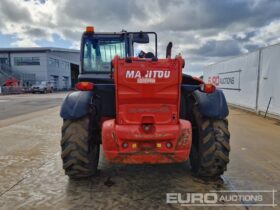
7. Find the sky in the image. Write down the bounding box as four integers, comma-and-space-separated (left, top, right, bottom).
0, 0, 280, 76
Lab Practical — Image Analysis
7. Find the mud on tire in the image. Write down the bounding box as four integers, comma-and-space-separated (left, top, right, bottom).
61, 116, 99, 178
190, 106, 230, 180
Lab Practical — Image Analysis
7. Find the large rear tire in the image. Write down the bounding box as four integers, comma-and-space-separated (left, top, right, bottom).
61, 116, 99, 179
190, 106, 230, 180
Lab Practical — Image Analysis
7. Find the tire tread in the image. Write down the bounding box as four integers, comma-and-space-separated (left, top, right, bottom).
190, 106, 230, 179
61, 117, 99, 178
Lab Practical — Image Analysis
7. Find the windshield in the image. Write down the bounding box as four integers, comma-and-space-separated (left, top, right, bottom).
83, 37, 126, 72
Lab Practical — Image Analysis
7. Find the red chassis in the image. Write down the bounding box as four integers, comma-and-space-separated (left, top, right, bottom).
102, 56, 192, 164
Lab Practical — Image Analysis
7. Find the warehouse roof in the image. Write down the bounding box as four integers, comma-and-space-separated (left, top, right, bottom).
0, 47, 79, 53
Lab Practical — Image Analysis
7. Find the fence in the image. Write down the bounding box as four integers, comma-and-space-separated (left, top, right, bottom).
204, 43, 280, 119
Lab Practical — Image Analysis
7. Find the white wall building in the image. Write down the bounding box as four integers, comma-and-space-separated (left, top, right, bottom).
204, 43, 280, 119
0, 47, 80, 90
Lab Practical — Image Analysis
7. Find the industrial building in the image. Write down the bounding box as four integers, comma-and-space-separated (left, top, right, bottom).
0, 47, 80, 90
204, 43, 280, 119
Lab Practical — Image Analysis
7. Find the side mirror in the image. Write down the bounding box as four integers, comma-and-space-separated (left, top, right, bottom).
133, 33, 149, 43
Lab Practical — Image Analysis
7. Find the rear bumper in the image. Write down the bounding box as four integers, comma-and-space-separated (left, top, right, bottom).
102, 120, 192, 164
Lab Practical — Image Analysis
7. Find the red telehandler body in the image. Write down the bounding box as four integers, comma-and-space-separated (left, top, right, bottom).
60, 27, 230, 180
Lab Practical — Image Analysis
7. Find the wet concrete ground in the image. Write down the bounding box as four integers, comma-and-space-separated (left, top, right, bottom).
0, 94, 279, 209
0, 92, 66, 120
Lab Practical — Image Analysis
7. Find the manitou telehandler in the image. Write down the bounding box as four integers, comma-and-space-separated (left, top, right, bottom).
60, 26, 230, 180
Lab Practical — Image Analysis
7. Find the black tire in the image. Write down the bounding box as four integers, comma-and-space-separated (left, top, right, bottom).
61, 116, 99, 178
190, 106, 230, 180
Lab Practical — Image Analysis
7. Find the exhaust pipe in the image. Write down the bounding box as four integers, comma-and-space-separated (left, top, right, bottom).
166, 42, 173, 58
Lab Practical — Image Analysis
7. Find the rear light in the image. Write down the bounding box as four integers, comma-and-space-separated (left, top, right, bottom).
132, 143, 137, 149
200, 83, 216, 93
122, 142, 137, 149
75, 82, 94, 91
122, 142, 129, 148
166, 142, 173, 148
156, 143, 162, 148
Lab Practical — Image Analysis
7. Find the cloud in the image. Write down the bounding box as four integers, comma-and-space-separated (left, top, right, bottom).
191, 39, 242, 57
244, 44, 260, 52
11, 39, 39, 47
57, 0, 148, 30
0, 0, 280, 74
0, 0, 32, 23
233, 31, 256, 43
0, 0, 57, 46
151, 0, 280, 32
23, 26, 49, 38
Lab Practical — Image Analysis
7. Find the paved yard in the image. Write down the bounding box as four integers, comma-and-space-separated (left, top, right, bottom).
0, 93, 279, 209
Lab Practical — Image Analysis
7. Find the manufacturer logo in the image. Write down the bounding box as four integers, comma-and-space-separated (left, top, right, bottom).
125, 70, 171, 84
126, 70, 171, 79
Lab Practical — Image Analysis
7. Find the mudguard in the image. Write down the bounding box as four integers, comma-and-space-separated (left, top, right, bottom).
192, 89, 229, 119
60, 91, 93, 120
